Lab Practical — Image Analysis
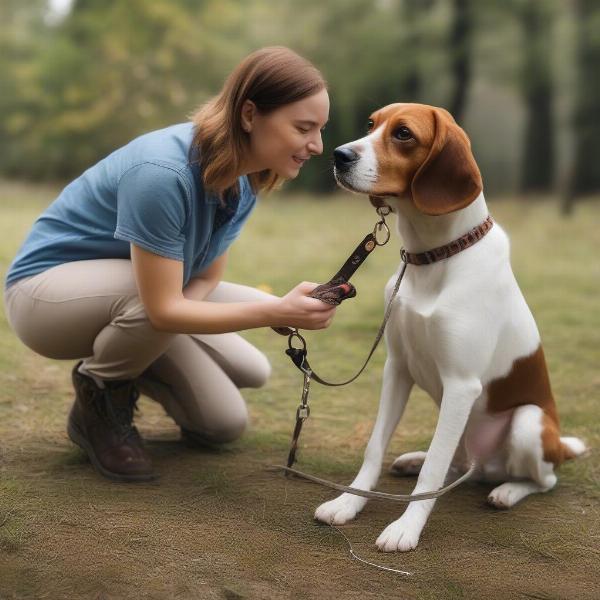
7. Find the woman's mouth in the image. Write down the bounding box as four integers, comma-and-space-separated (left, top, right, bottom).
292, 155, 309, 166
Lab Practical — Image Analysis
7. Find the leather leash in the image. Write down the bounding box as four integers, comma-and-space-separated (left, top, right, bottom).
271, 208, 494, 503
272, 206, 398, 467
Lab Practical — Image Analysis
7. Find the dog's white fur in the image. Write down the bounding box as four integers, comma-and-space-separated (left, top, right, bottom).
314, 106, 586, 552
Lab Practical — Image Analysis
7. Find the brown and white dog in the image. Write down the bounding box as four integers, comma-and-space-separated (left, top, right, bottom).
314, 103, 586, 552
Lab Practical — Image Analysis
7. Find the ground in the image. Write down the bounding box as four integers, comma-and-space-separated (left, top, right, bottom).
1, 181, 598, 599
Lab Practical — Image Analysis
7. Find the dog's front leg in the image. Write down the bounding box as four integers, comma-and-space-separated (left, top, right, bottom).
376, 378, 482, 552
314, 358, 414, 525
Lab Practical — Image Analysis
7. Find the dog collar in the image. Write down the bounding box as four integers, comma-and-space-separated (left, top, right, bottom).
400, 215, 494, 265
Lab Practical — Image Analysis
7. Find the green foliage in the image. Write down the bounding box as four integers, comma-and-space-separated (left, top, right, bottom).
0, 0, 249, 179
0, 0, 599, 198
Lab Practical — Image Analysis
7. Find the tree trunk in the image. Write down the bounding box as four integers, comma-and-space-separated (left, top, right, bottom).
566, 0, 600, 203
448, 0, 473, 124
519, 1, 555, 194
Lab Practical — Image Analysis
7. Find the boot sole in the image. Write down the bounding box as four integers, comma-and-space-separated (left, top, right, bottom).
67, 420, 158, 483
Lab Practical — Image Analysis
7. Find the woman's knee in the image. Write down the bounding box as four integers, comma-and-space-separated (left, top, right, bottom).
184, 403, 249, 444
236, 351, 272, 389
193, 417, 248, 444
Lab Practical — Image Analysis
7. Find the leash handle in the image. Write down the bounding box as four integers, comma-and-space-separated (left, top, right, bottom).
271, 207, 391, 336
326, 232, 378, 284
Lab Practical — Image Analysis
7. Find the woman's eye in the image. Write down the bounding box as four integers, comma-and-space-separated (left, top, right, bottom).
297, 126, 310, 134
393, 126, 413, 141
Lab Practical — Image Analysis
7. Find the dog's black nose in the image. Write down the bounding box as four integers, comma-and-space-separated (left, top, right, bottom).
334, 147, 359, 170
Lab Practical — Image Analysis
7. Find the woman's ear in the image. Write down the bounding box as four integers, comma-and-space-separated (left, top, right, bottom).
241, 100, 257, 133
411, 109, 483, 216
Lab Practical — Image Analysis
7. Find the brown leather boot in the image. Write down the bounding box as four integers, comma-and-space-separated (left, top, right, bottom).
67, 361, 157, 482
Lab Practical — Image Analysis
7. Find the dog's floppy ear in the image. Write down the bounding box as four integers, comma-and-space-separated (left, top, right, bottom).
411, 109, 482, 216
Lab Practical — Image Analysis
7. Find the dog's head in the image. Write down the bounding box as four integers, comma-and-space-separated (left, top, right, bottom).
333, 103, 483, 216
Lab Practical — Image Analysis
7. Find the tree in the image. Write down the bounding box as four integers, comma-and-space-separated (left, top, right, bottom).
562, 0, 600, 213
0, 0, 51, 177
0, 0, 249, 179
447, 0, 474, 123
518, 0, 555, 193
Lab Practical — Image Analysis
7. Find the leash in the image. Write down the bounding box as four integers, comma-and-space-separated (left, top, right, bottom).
268, 461, 477, 502
279, 260, 406, 469
272, 206, 405, 469
271, 209, 493, 501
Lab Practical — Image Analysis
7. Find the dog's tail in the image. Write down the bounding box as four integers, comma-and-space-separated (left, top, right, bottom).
560, 436, 587, 461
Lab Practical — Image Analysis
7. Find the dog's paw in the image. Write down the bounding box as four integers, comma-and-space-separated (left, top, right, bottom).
487, 483, 519, 509
375, 516, 422, 552
390, 451, 427, 476
488, 480, 556, 509
314, 493, 367, 525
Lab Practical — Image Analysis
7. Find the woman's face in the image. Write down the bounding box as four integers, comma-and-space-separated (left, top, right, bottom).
241, 88, 329, 179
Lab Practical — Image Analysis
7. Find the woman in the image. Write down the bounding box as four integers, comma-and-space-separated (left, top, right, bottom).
3, 46, 334, 483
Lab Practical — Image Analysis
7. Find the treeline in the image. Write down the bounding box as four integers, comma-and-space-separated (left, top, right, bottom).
1, 0, 598, 210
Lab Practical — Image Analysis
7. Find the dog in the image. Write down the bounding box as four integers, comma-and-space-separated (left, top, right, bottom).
314, 103, 586, 552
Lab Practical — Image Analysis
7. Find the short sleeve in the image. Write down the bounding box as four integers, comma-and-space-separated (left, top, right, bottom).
220, 177, 257, 250
114, 163, 190, 260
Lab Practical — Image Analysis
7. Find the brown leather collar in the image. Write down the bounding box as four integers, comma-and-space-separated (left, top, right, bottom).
400, 216, 494, 265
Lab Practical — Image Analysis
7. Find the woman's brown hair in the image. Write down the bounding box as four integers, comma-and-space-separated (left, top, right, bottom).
190, 46, 327, 200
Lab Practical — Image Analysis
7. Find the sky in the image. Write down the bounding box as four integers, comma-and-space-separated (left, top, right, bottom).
45, 0, 74, 25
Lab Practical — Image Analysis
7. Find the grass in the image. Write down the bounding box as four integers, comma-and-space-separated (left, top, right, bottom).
0, 179, 599, 599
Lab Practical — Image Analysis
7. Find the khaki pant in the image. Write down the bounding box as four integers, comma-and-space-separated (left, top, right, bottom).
3, 259, 273, 442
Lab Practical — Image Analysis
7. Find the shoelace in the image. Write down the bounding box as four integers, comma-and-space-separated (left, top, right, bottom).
93, 383, 141, 441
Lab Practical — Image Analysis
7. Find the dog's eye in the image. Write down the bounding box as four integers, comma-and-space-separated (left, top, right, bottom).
367, 119, 374, 132
393, 126, 413, 141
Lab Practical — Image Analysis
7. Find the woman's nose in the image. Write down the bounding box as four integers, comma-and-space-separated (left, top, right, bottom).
307, 132, 323, 155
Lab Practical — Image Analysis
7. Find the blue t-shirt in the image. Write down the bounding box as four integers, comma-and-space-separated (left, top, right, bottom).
4, 122, 257, 290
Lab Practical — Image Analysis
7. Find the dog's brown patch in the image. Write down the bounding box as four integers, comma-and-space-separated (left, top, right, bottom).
541, 411, 576, 464
486, 345, 572, 465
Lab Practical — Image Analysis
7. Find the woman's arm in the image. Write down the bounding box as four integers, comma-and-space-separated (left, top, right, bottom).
182, 252, 228, 302
131, 243, 335, 334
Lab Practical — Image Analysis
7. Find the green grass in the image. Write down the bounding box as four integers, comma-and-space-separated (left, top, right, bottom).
0, 179, 599, 599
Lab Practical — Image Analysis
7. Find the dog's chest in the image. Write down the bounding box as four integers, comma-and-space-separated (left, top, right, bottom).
386, 273, 448, 401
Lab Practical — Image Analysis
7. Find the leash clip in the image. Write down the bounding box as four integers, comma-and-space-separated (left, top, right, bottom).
296, 365, 312, 421
296, 404, 310, 420
373, 208, 391, 246
287, 329, 306, 353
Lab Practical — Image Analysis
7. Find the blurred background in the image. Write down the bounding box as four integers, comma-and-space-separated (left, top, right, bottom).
1, 0, 599, 213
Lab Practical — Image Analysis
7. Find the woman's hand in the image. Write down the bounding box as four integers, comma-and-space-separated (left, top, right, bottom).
274, 281, 337, 330
131, 244, 336, 334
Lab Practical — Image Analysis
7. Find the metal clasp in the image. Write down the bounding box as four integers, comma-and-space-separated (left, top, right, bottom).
373, 207, 391, 246
288, 329, 306, 353
296, 404, 310, 420
296, 368, 312, 421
